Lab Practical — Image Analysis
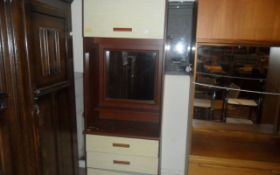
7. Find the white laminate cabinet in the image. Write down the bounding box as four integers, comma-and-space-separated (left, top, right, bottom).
87, 152, 158, 174
83, 0, 166, 39
86, 134, 159, 175
86, 135, 159, 157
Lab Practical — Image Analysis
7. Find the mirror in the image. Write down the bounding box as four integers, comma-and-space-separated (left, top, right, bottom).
105, 50, 157, 101
193, 45, 280, 129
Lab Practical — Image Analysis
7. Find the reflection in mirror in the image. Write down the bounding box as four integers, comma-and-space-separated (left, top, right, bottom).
193, 45, 280, 130
105, 50, 157, 101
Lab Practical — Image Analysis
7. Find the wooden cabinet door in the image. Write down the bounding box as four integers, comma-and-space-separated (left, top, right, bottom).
27, 2, 78, 175
196, 0, 280, 43
0, 2, 12, 175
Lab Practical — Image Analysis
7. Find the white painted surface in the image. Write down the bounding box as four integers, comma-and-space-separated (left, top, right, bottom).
86, 135, 159, 157
83, 0, 165, 39
87, 168, 149, 175
161, 75, 191, 175
87, 152, 158, 174
71, 0, 84, 161
71, 0, 83, 72
74, 72, 84, 159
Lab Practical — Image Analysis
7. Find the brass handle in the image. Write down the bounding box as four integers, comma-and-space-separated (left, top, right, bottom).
113, 160, 130, 165
112, 143, 130, 148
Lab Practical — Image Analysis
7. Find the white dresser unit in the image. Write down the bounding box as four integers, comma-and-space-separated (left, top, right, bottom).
86, 135, 159, 175
83, 0, 165, 39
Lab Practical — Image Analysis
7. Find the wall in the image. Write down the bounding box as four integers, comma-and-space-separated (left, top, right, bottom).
71, 0, 84, 161
161, 75, 191, 175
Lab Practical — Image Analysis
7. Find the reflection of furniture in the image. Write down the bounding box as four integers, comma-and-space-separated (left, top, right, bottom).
194, 99, 212, 119
223, 83, 261, 124
204, 65, 224, 73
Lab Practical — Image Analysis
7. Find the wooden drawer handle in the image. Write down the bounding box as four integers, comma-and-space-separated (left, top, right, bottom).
113, 160, 130, 165
112, 143, 130, 148
113, 27, 132, 32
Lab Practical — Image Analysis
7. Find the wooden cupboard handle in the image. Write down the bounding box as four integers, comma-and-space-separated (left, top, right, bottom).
112, 143, 130, 148
113, 160, 130, 165
113, 27, 132, 32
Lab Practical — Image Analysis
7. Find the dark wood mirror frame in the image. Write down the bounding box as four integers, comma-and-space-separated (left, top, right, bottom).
84, 38, 164, 136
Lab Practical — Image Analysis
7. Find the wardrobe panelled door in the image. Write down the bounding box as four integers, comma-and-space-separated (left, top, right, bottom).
1, 0, 78, 175
27, 1, 78, 175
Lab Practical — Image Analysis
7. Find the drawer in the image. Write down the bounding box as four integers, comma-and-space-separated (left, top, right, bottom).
87, 152, 158, 175
83, 0, 165, 39
87, 168, 149, 175
86, 135, 159, 157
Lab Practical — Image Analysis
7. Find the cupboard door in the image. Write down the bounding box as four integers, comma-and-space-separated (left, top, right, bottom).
28, 2, 78, 175
83, 0, 166, 39
35, 89, 77, 175
197, 0, 280, 43
31, 12, 68, 87
0, 2, 12, 175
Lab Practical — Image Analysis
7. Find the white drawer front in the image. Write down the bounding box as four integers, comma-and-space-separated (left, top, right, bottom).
86, 135, 159, 157
87, 152, 158, 175
87, 168, 150, 175
83, 0, 165, 39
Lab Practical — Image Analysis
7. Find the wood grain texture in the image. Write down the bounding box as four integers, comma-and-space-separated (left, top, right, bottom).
188, 155, 280, 175
197, 0, 280, 43
190, 124, 280, 163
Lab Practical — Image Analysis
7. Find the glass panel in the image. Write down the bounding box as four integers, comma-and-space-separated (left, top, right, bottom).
193, 45, 280, 129
106, 50, 157, 101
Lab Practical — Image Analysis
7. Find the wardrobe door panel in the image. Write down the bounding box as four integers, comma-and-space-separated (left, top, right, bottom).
37, 95, 59, 175
31, 12, 67, 87
28, 2, 78, 175
55, 89, 77, 175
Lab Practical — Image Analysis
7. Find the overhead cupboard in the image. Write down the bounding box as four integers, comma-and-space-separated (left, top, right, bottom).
83, 0, 165, 174
83, 0, 165, 39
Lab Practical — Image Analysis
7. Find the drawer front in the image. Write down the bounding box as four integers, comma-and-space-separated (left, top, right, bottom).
87, 152, 158, 175
87, 168, 149, 175
188, 162, 278, 175
83, 0, 165, 39
86, 135, 159, 157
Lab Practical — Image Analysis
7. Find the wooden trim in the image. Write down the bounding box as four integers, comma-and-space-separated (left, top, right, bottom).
113, 28, 132, 32
113, 160, 131, 165
96, 107, 160, 123
197, 39, 280, 46
112, 143, 130, 148
189, 155, 280, 171
34, 81, 70, 97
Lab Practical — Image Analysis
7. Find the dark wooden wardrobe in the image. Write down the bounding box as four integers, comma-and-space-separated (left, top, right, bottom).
0, 0, 78, 175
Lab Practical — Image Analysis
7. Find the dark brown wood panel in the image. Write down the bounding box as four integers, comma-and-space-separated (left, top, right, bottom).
84, 38, 164, 137
30, 12, 67, 87
36, 95, 59, 175
25, 1, 78, 175
84, 38, 163, 138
